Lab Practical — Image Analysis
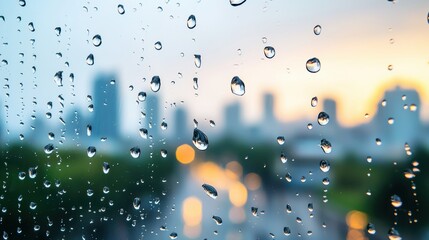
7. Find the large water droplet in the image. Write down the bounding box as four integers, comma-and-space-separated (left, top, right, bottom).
103, 162, 110, 174
150, 76, 161, 92
317, 112, 330, 126
319, 160, 330, 172
86, 54, 94, 65
313, 25, 321, 35
117, 4, 125, 14
388, 227, 401, 240
187, 15, 196, 29
44, 144, 54, 154
154, 41, 162, 50
264, 46, 275, 59
230, 76, 245, 96
212, 216, 222, 225
390, 194, 402, 208
133, 197, 141, 209
320, 139, 332, 153
306, 57, 321, 73
92, 34, 102, 47
87, 146, 96, 158
54, 71, 63, 87
194, 54, 201, 68
283, 227, 291, 236
192, 128, 209, 151
130, 147, 141, 158
367, 223, 376, 234
230, 0, 246, 6
202, 183, 218, 199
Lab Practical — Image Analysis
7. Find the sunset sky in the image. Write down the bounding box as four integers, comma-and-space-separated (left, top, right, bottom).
1, 0, 429, 134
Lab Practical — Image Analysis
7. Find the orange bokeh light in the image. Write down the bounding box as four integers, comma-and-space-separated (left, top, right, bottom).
229, 181, 248, 207
176, 144, 195, 164
346, 210, 367, 230
182, 197, 202, 227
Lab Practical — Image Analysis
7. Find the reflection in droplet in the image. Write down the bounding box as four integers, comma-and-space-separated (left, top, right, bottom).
212, 215, 222, 225
187, 15, 196, 29
161, 121, 167, 130
388, 227, 401, 240
194, 54, 201, 68
317, 112, 330, 126
367, 223, 376, 234
154, 41, 162, 50
277, 136, 285, 145
387, 117, 395, 125
44, 144, 54, 154
202, 183, 218, 199
28, 22, 35, 32
320, 139, 332, 153
230, 76, 245, 96
103, 162, 110, 174
139, 128, 148, 139
188, 127, 207, 151
54, 71, 63, 87
251, 207, 258, 216
19, 0, 26, 7
264, 46, 275, 59
86, 54, 94, 65
117, 4, 125, 14
55, 27, 61, 36
169, 232, 178, 239
319, 160, 330, 172
137, 92, 146, 102
87, 146, 96, 158
29, 202, 37, 210
306, 57, 321, 73
18, 172, 26, 180
313, 25, 321, 35
150, 76, 161, 92
311, 97, 318, 107
193, 77, 198, 90
283, 227, 291, 236
390, 194, 402, 208
133, 197, 141, 210
230, 0, 246, 6
28, 167, 37, 179
130, 147, 141, 158
92, 34, 102, 47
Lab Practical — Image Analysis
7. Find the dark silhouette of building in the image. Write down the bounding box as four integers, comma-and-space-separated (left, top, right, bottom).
173, 107, 187, 138
144, 94, 160, 137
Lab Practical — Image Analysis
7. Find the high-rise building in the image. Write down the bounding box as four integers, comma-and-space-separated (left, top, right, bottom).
224, 101, 242, 137
323, 98, 337, 127
173, 107, 187, 138
91, 73, 119, 139
264, 93, 275, 123
144, 94, 160, 137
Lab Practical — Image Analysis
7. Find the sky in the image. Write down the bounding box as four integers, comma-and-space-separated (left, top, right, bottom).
1, 0, 429, 136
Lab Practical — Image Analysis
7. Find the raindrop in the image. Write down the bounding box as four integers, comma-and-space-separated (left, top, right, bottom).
44, 144, 54, 154
308, 203, 314, 212
202, 183, 218, 199
18, 0, 26, 7
403, 169, 415, 179
230, 0, 246, 6
87, 125, 92, 136
193, 77, 199, 90
306, 57, 321, 73
54, 27, 61, 36
92, 34, 102, 47
169, 232, 178, 239
48, 132, 55, 140
263, 46, 275, 59
137, 92, 146, 102
409, 104, 417, 111
311, 97, 318, 107
317, 112, 330, 126
313, 25, 321, 35
388, 227, 401, 240
209, 120, 216, 127
212, 216, 222, 225
161, 149, 167, 158
283, 227, 291, 236
251, 207, 258, 216
194, 54, 201, 68
29, 202, 37, 210
139, 128, 148, 139
367, 223, 376, 234
28, 167, 37, 178
187, 15, 196, 29
388, 64, 393, 71
322, 177, 330, 185
387, 117, 395, 125
18, 172, 26, 180
103, 162, 110, 174
28, 22, 35, 32
87, 189, 94, 197
154, 41, 162, 50
192, 128, 209, 151
277, 136, 285, 145
150, 76, 161, 92
117, 4, 125, 14
307, 123, 313, 129
44, 180, 51, 188
87, 146, 96, 158
390, 194, 402, 208
130, 147, 141, 158
160, 121, 167, 130
376, 138, 382, 146
86, 54, 94, 65
319, 160, 330, 172
133, 197, 141, 210
280, 152, 287, 163
54, 71, 63, 87
285, 172, 292, 182
230, 76, 245, 96
320, 139, 332, 153
286, 204, 292, 213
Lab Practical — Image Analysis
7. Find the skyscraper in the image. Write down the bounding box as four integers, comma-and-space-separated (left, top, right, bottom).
263, 93, 275, 123
173, 107, 187, 138
144, 94, 160, 137
323, 98, 337, 127
224, 101, 242, 137
91, 73, 119, 139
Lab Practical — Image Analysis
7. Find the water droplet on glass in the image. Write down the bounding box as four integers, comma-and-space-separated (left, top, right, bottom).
169, 232, 178, 239
230, 76, 245, 96
150, 76, 161, 92
285, 172, 292, 182
277, 136, 285, 145
19, 0, 26, 7
311, 97, 318, 107
29, 202, 37, 210
212, 215, 222, 225
18, 172, 26, 180
308, 203, 314, 212
307, 123, 313, 129
103, 162, 110, 174
388, 227, 401, 240
87, 125, 92, 136
317, 112, 330, 126
202, 183, 218, 199
251, 207, 258, 216
209, 120, 216, 127
28, 22, 35, 32
87, 146, 96, 158
313, 25, 321, 35
44, 144, 54, 154
230, 0, 246, 6
194, 54, 201, 68
92, 34, 102, 47
264, 46, 275, 59
367, 223, 376, 234
306, 57, 321, 73
154, 41, 162, 50
28, 167, 37, 178
187, 15, 196, 29
283, 227, 291, 236
54, 27, 61, 36
320, 139, 332, 153
137, 92, 146, 102
409, 104, 417, 111
161, 149, 167, 158
193, 77, 199, 90
160, 121, 167, 130
280, 152, 287, 163
86, 54, 94, 65
322, 177, 330, 185
117, 4, 125, 14
130, 147, 141, 158
390, 194, 402, 208
387, 117, 395, 125
54, 71, 63, 87
319, 160, 330, 172
388, 64, 393, 71
376, 138, 382, 146
139, 128, 148, 139
192, 128, 209, 151
133, 197, 141, 210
